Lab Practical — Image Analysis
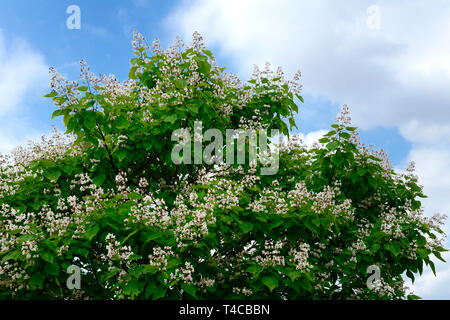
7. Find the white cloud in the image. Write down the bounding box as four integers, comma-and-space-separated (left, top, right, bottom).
272, 129, 328, 148
402, 147, 450, 234
0, 132, 20, 155
0, 119, 43, 155
165, 0, 450, 130
391, 144, 450, 299
407, 252, 450, 300
296, 130, 328, 148
400, 120, 450, 147
0, 29, 48, 154
0, 29, 48, 116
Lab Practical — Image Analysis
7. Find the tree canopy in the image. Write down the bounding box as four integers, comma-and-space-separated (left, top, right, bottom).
0, 31, 446, 300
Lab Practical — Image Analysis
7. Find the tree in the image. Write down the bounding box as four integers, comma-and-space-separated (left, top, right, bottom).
0, 31, 446, 300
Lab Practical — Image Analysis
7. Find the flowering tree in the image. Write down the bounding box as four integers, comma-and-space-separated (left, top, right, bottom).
0, 31, 447, 300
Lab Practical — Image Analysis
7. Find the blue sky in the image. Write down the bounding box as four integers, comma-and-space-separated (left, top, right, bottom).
0, 0, 449, 299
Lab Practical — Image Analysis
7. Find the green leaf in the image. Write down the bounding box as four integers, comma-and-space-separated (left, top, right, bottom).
73, 247, 90, 259
385, 242, 401, 256
166, 258, 181, 269
339, 132, 351, 139
182, 283, 198, 299
269, 220, 284, 230
357, 168, 367, 176
324, 130, 337, 137
41, 239, 58, 252
122, 229, 139, 244
44, 90, 58, 98
433, 251, 446, 263
29, 272, 46, 289
51, 109, 66, 119
326, 141, 340, 151
287, 270, 302, 282
367, 177, 378, 189
45, 262, 61, 276
128, 192, 143, 200
116, 150, 128, 162
123, 279, 141, 298
197, 60, 211, 74
102, 267, 119, 282
93, 174, 107, 187
298, 277, 313, 292
164, 114, 178, 124
188, 104, 199, 115
239, 222, 253, 234
2, 250, 21, 262
304, 217, 318, 233
295, 94, 304, 103
261, 276, 278, 292
118, 205, 131, 215
18, 234, 37, 242
142, 264, 159, 275
289, 117, 297, 130
85, 224, 100, 241
246, 264, 263, 277
370, 243, 380, 254
146, 282, 167, 299
128, 66, 138, 79
84, 118, 96, 130
116, 116, 129, 129
142, 231, 162, 244
45, 170, 61, 181
312, 216, 321, 227
175, 79, 187, 90
406, 270, 415, 283
39, 250, 54, 264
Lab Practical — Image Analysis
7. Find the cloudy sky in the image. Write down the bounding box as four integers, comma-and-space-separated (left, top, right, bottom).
0, 0, 449, 299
